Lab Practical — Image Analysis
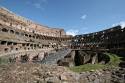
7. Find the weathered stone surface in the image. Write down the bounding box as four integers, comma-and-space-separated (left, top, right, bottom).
0, 63, 124, 83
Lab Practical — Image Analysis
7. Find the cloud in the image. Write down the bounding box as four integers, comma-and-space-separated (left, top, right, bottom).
33, 3, 43, 9
112, 21, 125, 29
26, 0, 48, 10
81, 14, 87, 20
66, 29, 79, 36
120, 21, 125, 28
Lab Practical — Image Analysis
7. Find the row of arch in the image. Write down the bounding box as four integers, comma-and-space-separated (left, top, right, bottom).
0, 25, 68, 41
71, 26, 125, 50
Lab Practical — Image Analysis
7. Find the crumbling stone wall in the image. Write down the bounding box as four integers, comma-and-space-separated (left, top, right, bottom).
70, 25, 125, 54
57, 50, 110, 67
0, 7, 67, 37
0, 7, 71, 62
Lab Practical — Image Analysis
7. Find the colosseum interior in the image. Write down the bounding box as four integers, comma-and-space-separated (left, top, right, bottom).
0, 7, 125, 65
0, 6, 125, 83
0, 7, 72, 62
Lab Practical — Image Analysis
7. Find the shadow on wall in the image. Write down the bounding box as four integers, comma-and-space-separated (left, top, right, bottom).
74, 51, 110, 66
57, 50, 110, 67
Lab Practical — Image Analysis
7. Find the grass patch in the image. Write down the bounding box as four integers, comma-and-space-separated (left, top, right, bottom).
69, 53, 122, 72
0, 57, 9, 64
69, 64, 105, 72
104, 53, 122, 68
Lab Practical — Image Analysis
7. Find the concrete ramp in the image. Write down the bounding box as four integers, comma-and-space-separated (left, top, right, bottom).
41, 48, 71, 65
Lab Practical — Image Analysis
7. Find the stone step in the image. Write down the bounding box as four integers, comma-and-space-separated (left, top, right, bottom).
41, 49, 71, 65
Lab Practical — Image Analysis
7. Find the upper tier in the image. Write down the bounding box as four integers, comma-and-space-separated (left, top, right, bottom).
0, 7, 66, 37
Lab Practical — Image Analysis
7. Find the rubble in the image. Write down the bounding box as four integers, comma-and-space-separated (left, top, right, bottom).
0, 63, 124, 83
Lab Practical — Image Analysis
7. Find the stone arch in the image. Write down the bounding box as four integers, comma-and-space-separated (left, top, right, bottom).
1, 41, 7, 45
4, 48, 8, 52
2, 28, 8, 32
20, 54, 29, 62
10, 30, 15, 34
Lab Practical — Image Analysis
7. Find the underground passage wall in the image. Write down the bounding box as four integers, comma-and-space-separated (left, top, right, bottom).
57, 50, 110, 67
74, 50, 110, 66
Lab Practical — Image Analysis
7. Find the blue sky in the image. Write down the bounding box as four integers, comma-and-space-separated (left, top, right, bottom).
0, 0, 125, 35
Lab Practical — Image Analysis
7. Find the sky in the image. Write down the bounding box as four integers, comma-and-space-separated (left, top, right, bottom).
0, 0, 125, 36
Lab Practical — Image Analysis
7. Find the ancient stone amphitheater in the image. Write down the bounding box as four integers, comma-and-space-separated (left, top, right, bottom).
0, 7, 125, 83
0, 7, 72, 63
0, 7, 125, 64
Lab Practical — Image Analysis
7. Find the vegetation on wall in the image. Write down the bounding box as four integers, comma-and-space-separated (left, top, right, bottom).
0, 57, 9, 64
69, 53, 122, 72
